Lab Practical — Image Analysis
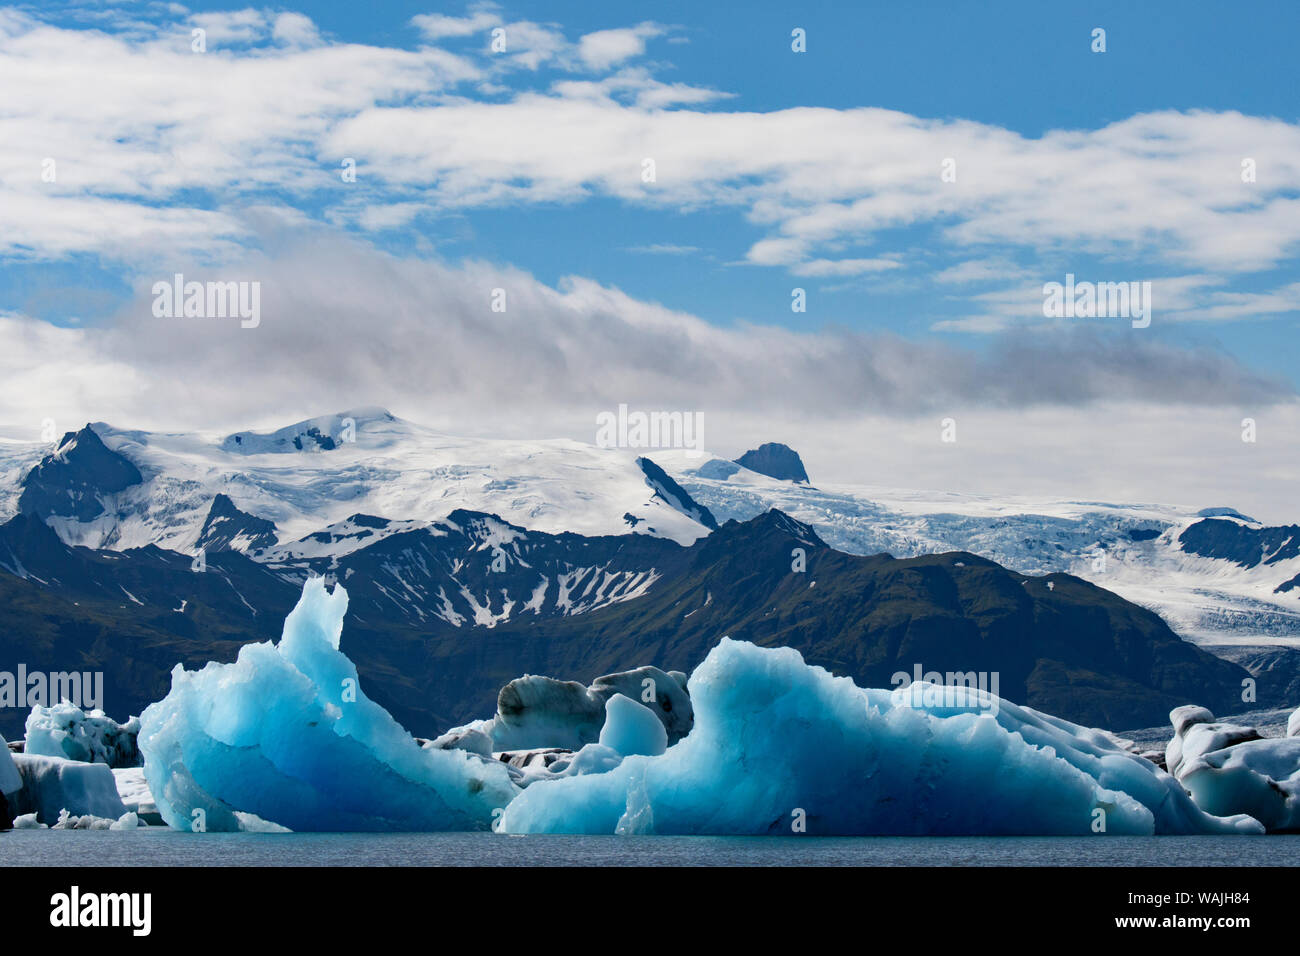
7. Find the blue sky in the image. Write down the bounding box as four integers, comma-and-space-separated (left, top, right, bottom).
2, 1, 1300, 518
6, 2, 1298, 370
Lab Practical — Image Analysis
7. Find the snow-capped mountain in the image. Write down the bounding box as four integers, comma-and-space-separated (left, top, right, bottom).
264, 508, 686, 629
0, 503, 1255, 735
5, 408, 714, 554
4, 407, 1299, 650
648, 450, 1300, 649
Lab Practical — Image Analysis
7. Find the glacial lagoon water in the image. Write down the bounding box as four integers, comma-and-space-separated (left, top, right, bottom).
5, 830, 1299, 867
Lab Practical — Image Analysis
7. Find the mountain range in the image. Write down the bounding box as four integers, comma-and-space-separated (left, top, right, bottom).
0, 407, 1296, 737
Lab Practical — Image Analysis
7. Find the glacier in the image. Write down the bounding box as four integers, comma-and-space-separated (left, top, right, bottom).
500, 639, 1263, 836
137, 578, 517, 832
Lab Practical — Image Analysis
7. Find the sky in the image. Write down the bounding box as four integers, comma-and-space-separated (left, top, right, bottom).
1, 1, 1299, 521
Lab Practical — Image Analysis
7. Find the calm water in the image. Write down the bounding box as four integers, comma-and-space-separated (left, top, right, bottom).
4, 830, 1298, 866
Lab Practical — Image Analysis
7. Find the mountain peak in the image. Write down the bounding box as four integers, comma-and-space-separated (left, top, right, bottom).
734, 443, 809, 483
715, 508, 825, 549
17, 423, 143, 521
220, 408, 401, 455
636, 457, 718, 531
196, 494, 278, 553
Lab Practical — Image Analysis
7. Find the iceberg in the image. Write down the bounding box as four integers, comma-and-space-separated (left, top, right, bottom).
500, 639, 1263, 836
128, 579, 1276, 836
25, 701, 140, 767
113, 767, 162, 825
1, 733, 21, 827
1166, 705, 1300, 832
461, 665, 692, 753
137, 578, 517, 832
496, 696, 670, 794
0, 734, 20, 801
9, 753, 128, 824
599, 693, 668, 757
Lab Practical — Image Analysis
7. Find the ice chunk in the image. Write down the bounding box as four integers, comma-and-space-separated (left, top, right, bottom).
474, 665, 691, 752
1289, 706, 1300, 739
506, 743, 625, 793
500, 639, 1261, 836
25, 702, 140, 767
484, 689, 671, 791
50, 808, 140, 830
138, 578, 518, 832
113, 767, 161, 825
1167, 704, 1300, 831
12, 813, 46, 829
487, 677, 604, 751
599, 694, 667, 757
233, 812, 292, 833
591, 667, 692, 743
1166, 712, 1262, 778
0, 733, 21, 799
10, 753, 128, 824
425, 725, 493, 757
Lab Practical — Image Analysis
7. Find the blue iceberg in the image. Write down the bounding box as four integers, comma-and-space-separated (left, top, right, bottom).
136, 579, 1265, 836
138, 578, 517, 832
500, 639, 1262, 836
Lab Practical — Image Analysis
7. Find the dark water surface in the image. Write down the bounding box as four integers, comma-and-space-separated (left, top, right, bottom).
5, 830, 1298, 866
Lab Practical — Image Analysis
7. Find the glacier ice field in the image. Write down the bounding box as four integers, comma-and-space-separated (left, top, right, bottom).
120, 578, 1300, 835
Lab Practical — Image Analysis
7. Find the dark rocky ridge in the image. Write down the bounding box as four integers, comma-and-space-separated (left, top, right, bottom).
734, 442, 809, 483
0, 506, 1252, 737
17, 426, 142, 522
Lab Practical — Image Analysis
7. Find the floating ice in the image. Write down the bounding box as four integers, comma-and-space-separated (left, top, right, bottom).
493, 691, 674, 792
467, 665, 692, 753
137, 578, 518, 832
1167, 705, 1300, 832
500, 639, 1262, 836
10, 753, 128, 824
113, 767, 161, 824
25, 702, 140, 767
599, 694, 667, 757
0, 733, 20, 801
12, 813, 45, 829
50, 808, 141, 830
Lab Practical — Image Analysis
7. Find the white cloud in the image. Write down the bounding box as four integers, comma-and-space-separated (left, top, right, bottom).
576, 23, 661, 71
792, 258, 901, 277
626, 243, 701, 255
935, 258, 1023, 285
1179, 282, 1300, 321
411, 9, 501, 40
1, 235, 1294, 522
4, 232, 1283, 427
189, 9, 266, 45
271, 12, 321, 47
2, 11, 1298, 294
